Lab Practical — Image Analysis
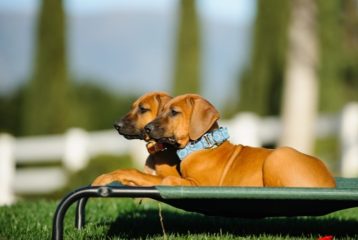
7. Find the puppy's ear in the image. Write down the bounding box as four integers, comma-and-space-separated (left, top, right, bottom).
155, 94, 171, 114
189, 97, 220, 141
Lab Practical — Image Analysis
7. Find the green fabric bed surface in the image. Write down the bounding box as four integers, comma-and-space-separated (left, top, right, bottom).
108, 177, 358, 218
156, 177, 358, 200
155, 177, 358, 218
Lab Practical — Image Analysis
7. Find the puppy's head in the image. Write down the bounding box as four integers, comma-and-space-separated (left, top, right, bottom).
114, 92, 172, 140
145, 94, 220, 148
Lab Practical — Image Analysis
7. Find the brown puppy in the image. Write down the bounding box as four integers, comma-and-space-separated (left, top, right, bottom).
144, 94, 336, 187
92, 92, 181, 186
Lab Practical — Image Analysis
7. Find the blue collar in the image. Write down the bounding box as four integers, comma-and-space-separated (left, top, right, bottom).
177, 127, 229, 160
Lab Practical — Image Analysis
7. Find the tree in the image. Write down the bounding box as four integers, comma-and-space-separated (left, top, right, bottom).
0, 89, 24, 136
238, 0, 289, 116
279, 0, 319, 154
70, 82, 136, 131
172, 0, 201, 95
279, 0, 358, 154
317, 0, 358, 112
341, 0, 358, 104
317, 0, 345, 112
22, 0, 69, 135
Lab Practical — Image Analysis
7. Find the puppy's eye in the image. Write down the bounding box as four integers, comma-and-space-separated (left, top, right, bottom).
170, 109, 179, 117
139, 106, 149, 114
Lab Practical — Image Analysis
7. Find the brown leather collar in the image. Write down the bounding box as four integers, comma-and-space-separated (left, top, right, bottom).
146, 141, 166, 155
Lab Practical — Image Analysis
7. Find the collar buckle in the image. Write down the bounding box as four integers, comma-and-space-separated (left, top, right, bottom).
203, 134, 214, 148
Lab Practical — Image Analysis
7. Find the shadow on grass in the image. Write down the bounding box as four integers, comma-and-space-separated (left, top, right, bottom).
105, 208, 358, 239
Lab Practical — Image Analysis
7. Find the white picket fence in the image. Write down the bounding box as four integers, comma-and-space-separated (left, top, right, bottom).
1, 102, 358, 205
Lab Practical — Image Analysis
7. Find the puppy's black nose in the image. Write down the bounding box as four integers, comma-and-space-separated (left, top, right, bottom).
113, 122, 123, 131
144, 123, 155, 134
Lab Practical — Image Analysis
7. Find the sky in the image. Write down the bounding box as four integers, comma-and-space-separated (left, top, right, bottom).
0, 0, 255, 19
0, 0, 256, 108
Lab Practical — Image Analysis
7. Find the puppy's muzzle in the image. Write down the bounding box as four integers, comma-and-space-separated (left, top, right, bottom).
145, 122, 177, 146
144, 123, 155, 135
113, 121, 123, 131
113, 119, 143, 139
144, 122, 163, 139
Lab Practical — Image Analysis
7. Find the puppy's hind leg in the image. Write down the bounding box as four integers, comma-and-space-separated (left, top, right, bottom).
263, 147, 336, 188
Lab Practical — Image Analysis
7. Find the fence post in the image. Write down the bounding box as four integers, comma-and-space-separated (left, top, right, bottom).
128, 140, 148, 168
64, 128, 89, 172
0, 134, 15, 205
340, 102, 358, 177
228, 113, 262, 147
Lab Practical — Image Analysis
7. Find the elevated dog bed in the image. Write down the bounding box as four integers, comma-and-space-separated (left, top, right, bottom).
52, 177, 358, 240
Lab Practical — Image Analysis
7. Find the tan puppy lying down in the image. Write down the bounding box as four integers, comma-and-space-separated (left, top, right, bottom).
143, 94, 336, 187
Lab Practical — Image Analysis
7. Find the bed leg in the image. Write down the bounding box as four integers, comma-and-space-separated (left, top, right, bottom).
75, 197, 89, 229
52, 187, 98, 240
52, 186, 158, 240
52, 191, 79, 240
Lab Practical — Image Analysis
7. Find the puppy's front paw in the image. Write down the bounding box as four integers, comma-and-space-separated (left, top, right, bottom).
92, 174, 114, 186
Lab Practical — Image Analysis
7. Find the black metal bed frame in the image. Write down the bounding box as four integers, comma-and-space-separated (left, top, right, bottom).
52, 186, 160, 240
51, 178, 358, 240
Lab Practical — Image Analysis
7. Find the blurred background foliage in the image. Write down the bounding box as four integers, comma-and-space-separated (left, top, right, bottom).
1, 0, 357, 136
173, 0, 201, 95
0, 0, 137, 136
236, 0, 289, 117
317, 0, 358, 113
22, 0, 69, 136
235, 0, 358, 117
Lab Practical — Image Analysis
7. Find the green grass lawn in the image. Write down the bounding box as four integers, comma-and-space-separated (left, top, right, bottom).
1, 198, 358, 240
